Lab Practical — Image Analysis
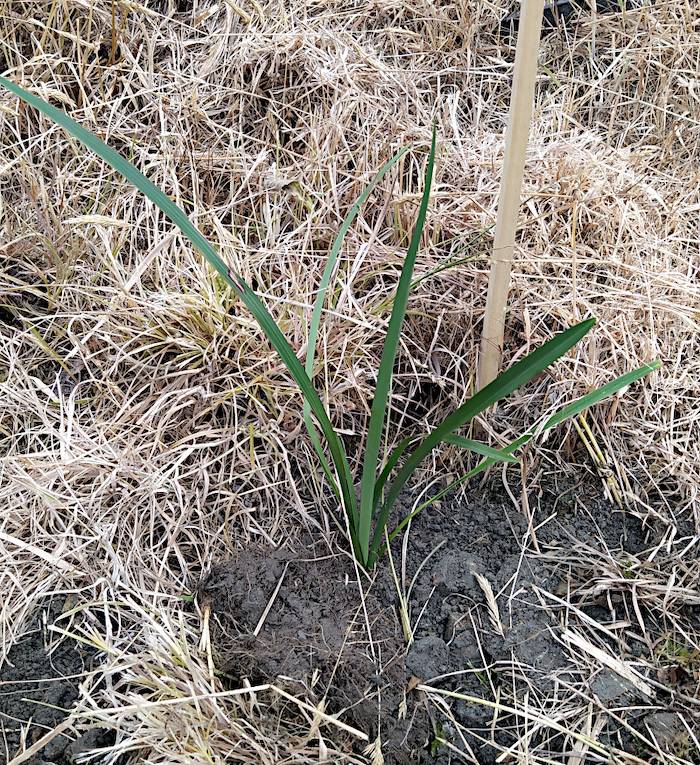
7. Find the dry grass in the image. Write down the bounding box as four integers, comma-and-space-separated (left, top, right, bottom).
1, 0, 698, 762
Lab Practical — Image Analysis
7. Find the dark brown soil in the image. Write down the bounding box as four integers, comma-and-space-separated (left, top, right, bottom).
199, 477, 695, 763
0, 602, 113, 765
200, 546, 427, 762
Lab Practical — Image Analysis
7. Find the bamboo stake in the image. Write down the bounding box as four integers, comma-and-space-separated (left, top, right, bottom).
478, 0, 545, 388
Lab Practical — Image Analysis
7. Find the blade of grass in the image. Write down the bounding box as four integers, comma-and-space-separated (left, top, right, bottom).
0, 75, 361, 536
382, 361, 659, 551
367, 318, 596, 564
303, 147, 409, 501
357, 126, 437, 564
409, 251, 482, 292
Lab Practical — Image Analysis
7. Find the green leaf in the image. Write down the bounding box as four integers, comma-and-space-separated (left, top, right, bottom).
0, 75, 361, 537
373, 432, 517, 509
382, 360, 659, 551
303, 147, 409, 504
442, 434, 519, 463
367, 318, 597, 564
357, 125, 437, 564
373, 436, 414, 508
538, 361, 660, 433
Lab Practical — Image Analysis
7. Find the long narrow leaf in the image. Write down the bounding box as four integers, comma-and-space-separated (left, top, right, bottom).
357, 126, 437, 564
0, 75, 361, 533
373, 436, 414, 508
303, 147, 409, 504
373, 432, 517, 508
367, 318, 596, 564
382, 360, 659, 551
538, 362, 660, 433
442, 434, 519, 462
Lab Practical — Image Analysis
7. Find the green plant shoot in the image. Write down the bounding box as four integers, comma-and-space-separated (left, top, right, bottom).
0, 76, 659, 568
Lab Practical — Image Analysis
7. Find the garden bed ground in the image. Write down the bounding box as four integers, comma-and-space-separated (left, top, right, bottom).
0, 604, 113, 765
4, 479, 697, 763
1, 0, 699, 762
199, 478, 698, 763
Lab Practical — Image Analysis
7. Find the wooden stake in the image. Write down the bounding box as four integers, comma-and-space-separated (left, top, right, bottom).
478, 0, 545, 388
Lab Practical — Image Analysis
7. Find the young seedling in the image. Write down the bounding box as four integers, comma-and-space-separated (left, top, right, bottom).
0, 77, 659, 568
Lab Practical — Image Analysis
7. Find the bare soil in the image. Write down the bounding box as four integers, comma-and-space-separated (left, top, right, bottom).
0, 603, 112, 765
199, 478, 697, 763
4, 479, 696, 764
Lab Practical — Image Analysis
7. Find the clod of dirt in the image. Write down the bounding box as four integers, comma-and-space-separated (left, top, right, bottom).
589, 669, 643, 706
642, 712, 687, 750
432, 551, 481, 591
406, 637, 449, 680
68, 729, 118, 763
448, 628, 482, 665
0, 602, 111, 765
